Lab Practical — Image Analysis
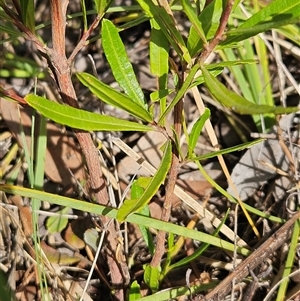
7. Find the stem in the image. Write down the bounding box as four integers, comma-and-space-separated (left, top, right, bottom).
198, 0, 234, 63
150, 94, 183, 268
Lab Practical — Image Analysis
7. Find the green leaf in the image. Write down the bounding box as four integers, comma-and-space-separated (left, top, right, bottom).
77, 72, 152, 122
136, 0, 192, 64
138, 204, 155, 255
20, 0, 35, 32
144, 264, 160, 293
169, 209, 229, 271
129, 280, 141, 301
150, 20, 169, 77
188, 108, 210, 158
46, 207, 69, 233
93, 0, 111, 16
187, 0, 222, 57
200, 65, 299, 115
117, 141, 172, 221
192, 139, 265, 161
224, 0, 300, 45
150, 19, 169, 117
101, 19, 147, 109
130, 178, 155, 255
0, 184, 252, 256
80, 0, 88, 31
182, 0, 207, 43
25, 94, 152, 132
158, 64, 200, 124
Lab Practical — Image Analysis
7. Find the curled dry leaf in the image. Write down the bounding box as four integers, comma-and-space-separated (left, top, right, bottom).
0, 98, 86, 188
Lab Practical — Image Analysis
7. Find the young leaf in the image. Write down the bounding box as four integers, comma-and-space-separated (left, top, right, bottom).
77, 72, 152, 122
131, 178, 155, 255
136, 0, 192, 64
101, 19, 147, 109
129, 280, 141, 301
144, 264, 160, 293
20, 0, 35, 32
117, 140, 172, 222
158, 64, 200, 124
200, 65, 299, 115
182, 0, 207, 44
188, 108, 210, 158
187, 0, 222, 57
46, 207, 69, 233
93, 0, 113, 16
25, 94, 152, 132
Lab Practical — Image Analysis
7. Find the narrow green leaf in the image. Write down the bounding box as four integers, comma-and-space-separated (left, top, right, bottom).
188, 108, 210, 158
25, 94, 152, 132
46, 207, 69, 233
144, 264, 160, 293
0, 184, 252, 256
192, 139, 265, 161
136, 0, 192, 64
240, 0, 300, 29
158, 64, 200, 124
102, 19, 147, 109
150, 19, 169, 77
187, 0, 222, 57
169, 209, 229, 271
80, 0, 88, 32
276, 219, 300, 300
224, 0, 300, 45
150, 19, 169, 122
200, 65, 299, 115
20, 0, 35, 32
182, 0, 207, 43
117, 140, 172, 222
77, 72, 152, 122
131, 178, 155, 255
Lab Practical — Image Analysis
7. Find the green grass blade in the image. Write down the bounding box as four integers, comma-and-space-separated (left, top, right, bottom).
117, 140, 172, 222
77, 72, 152, 122
0, 184, 251, 256
101, 19, 147, 109
276, 217, 300, 300
25, 94, 152, 132
200, 65, 299, 115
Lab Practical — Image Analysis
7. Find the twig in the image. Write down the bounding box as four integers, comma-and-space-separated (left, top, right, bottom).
68, 14, 102, 63
198, 210, 300, 300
